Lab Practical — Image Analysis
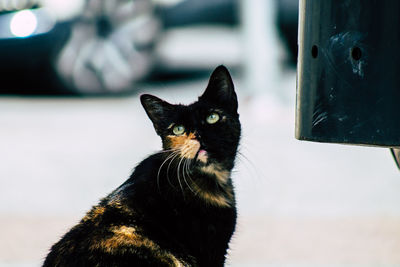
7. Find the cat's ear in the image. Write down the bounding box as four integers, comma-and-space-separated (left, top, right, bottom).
200, 65, 238, 112
140, 94, 173, 134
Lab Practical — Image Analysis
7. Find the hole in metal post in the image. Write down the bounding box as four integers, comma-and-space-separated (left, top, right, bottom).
311, 45, 318, 58
351, 47, 362, 60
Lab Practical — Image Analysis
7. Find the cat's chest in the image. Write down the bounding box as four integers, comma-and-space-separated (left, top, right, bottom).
172, 205, 236, 247
175, 207, 236, 265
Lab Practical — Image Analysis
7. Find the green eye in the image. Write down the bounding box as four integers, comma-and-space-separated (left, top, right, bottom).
173, 125, 185, 135
206, 113, 220, 124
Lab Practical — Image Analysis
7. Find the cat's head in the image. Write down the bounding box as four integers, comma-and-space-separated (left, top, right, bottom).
140, 65, 241, 171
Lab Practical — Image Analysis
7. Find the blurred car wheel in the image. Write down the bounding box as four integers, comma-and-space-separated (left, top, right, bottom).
55, 0, 160, 94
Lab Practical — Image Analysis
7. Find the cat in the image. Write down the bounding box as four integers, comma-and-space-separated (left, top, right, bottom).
43, 65, 241, 267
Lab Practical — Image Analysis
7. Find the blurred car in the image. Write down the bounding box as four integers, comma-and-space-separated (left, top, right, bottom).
0, 0, 239, 95
0, 0, 159, 95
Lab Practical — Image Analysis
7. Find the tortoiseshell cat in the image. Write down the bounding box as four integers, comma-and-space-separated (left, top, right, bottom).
43, 66, 241, 267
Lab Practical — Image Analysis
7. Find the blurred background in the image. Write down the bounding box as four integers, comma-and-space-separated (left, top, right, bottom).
0, 0, 399, 266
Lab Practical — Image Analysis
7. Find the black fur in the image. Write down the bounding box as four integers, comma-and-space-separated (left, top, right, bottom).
43, 65, 241, 267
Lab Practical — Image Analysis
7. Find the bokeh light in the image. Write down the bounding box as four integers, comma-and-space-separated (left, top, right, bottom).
10, 10, 37, 37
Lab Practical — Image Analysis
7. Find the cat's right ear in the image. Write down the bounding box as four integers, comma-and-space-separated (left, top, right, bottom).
140, 94, 173, 135
200, 65, 238, 113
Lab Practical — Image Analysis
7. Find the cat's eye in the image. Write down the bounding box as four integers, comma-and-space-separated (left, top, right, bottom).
206, 113, 220, 124
173, 125, 185, 135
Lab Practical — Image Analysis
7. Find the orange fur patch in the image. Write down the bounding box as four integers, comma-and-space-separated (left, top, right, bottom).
199, 164, 230, 185
199, 191, 232, 207
192, 182, 233, 208
108, 199, 134, 216
167, 132, 200, 160
100, 226, 144, 252
82, 206, 105, 222
90, 225, 187, 266
194, 164, 233, 207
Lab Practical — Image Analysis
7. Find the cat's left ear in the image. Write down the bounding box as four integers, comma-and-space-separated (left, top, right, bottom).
140, 94, 173, 135
200, 65, 238, 112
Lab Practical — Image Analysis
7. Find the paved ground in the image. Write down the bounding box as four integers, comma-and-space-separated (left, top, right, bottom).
1, 68, 400, 266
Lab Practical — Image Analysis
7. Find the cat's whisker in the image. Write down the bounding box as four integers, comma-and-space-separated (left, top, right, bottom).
236, 151, 253, 176
175, 148, 197, 195
155, 148, 179, 154
182, 158, 196, 194
185, 158, 197, 191
236, 148, 265, 182
157, 150, 180, 191
157, 153, 176, 191
176, 156, 186, 197
184, 158, 200, 195
187, 157, 194, 170
180, 146, 191, 158
166, 152, 181, 188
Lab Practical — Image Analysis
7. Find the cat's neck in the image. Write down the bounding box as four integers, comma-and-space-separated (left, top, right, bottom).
123, 152, 235, 209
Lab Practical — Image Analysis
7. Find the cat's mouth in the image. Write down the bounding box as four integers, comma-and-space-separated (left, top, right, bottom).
194, 148, 208, 163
